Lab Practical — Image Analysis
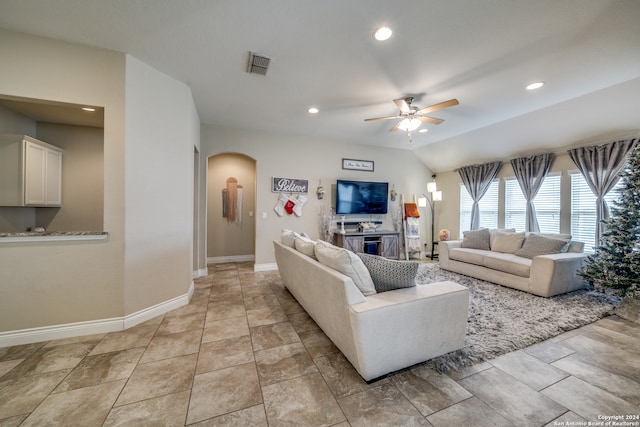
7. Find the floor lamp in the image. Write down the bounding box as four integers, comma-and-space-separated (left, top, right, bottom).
418, 186, 442, 259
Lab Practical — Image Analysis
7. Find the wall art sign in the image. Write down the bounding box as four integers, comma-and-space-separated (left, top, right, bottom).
272, 177, 308, 193
342, 158, 374, 172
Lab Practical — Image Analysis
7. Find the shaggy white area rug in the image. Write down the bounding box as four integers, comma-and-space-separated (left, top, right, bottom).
416, 263, 620, 372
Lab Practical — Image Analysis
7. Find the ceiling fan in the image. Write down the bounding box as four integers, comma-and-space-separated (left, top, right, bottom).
364, 96, 459, 136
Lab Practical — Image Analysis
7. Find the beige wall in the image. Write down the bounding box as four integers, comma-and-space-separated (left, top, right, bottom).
0, 106, 37, 232
122, 55, 198, 315
0, 29, 126, 331
35, 123, 104, 231
0, 30, 199, 336
0, 104, 36, 136
207, 153, 256, 259
200, 125, 434, 266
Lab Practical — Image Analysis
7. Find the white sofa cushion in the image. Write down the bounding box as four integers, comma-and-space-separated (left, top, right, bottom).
483, 252, 532, 277
449, 248, 486, 266
491, 231, 525, 253
357, 253, 418, 292
461, 228, 490, 250
314, 240, 376, 296
294, 235, 317, 258
489, 228, 516, 248
515, 233, 569, 259
280, 228, 298, 247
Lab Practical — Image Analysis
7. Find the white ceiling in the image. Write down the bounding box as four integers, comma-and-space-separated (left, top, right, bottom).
1, 0, 639, 171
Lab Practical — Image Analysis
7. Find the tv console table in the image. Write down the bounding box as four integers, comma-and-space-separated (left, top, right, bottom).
333, 231, 400, 260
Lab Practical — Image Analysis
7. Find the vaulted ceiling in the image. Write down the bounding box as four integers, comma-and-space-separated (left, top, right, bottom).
1, 0, 639, 171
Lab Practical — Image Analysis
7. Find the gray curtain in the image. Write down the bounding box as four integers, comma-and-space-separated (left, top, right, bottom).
510, 153, 554, 232
458, 161, 502, 230
568, 138, 637, 246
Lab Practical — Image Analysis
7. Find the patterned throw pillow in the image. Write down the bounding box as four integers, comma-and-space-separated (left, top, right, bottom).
357, 253, 419, 292
461, 228, 491, 250
515, 233, 569, 259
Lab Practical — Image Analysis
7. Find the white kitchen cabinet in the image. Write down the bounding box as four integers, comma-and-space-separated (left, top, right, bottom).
0, 135, 63, 207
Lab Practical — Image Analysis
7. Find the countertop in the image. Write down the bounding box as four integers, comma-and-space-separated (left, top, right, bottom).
0, 231, 108, 243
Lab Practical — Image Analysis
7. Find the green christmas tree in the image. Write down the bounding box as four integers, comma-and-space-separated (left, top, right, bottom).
579, 142, 640, 298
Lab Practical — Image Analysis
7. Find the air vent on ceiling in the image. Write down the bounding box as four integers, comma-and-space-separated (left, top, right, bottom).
247, 52, 271, 76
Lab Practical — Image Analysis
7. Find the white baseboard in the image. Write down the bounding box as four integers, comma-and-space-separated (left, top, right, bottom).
254, 263, 278, 272
123, 281, 194, 329
192, 268, 208, 279
0, 281, 195, 348
207, 255, 255, 264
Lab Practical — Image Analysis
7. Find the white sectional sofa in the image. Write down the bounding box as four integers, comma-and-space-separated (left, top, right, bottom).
273, 238, 469, 381
439, 228, 588, 297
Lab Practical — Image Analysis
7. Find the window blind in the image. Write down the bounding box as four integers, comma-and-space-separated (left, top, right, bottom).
505, 175, 561, 233
459, 180, 499, 238
570, 173, 623, 253
504, 179, 526, 231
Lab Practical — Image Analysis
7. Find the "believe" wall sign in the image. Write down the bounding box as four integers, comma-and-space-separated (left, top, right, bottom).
272, 177, 308, 193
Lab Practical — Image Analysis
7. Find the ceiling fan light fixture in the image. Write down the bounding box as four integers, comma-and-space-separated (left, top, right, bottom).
374, 26, 393, 41
398, 118, 421, 132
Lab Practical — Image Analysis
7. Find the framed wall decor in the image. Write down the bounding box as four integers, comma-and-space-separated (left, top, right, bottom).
342, 158, 374, 172
272, 177, 308, 193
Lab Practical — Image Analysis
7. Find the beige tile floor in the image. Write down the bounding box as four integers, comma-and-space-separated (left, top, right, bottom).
1, 262, 639, 426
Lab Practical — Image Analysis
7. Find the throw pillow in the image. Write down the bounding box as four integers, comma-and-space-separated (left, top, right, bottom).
525, 233, 572, 252
357, 253, 418, 292
294, 235, 316, 258
461, 228, 491, 250
280, 228, 298, 248
314, 240, 376, 296
490, 228, 516, 248
515, 233, 569, 259
491, 231, 525, 253
566, 241, 585, 253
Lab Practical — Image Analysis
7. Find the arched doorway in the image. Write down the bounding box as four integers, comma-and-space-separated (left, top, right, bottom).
207, 153, 256, 263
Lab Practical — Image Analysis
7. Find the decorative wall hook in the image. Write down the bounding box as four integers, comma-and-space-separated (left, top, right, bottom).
316, 180, 325, 200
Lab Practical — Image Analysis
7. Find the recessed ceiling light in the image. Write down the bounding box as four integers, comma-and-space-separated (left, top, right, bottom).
374, 26, 393, 41
82, 107, 96, 112
526, 81, 544, 91
418, 128, 428, 133
308, 107, 319, 114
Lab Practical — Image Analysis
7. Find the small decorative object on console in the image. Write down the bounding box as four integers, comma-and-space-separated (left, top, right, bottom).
339, 216, 346, 234
439, 229, 450, 241
359, 222, 377, 233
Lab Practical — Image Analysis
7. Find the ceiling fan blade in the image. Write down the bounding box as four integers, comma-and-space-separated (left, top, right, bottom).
389, 121, 403, 132
393, 98, 411, 114
416, 98, 459, 115
417, 116, 443, 125
364, 116, 401, 122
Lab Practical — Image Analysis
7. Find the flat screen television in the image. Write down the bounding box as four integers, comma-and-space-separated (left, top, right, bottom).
336, 180, 389, 215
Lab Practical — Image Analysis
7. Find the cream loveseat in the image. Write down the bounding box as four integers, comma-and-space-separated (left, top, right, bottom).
440, 228, 588, 297
273, 234, 469, 381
